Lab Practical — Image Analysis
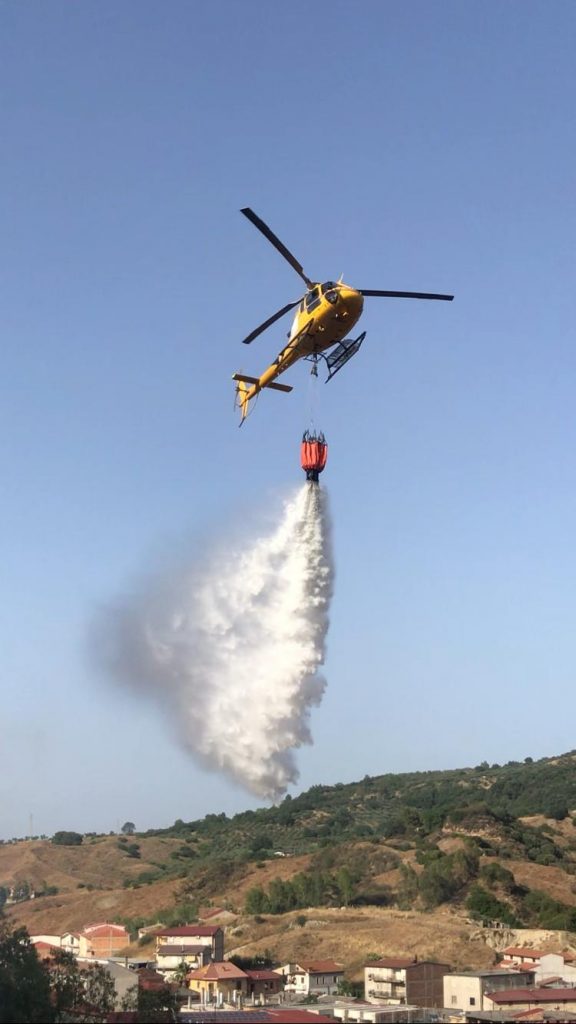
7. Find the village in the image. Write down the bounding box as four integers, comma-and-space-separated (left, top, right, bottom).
24, 910, 576, 1023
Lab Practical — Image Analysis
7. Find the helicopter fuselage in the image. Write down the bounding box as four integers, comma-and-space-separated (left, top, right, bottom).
257, 281, 364, 390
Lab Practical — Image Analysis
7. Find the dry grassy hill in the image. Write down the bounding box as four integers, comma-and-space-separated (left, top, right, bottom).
4, 753, 576, 972
2, 827, 576, 975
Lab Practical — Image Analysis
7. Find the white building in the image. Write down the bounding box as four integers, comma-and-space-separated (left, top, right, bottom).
30, 934, 62, 948
61, 932, 81, 956
276, 959, 344, 996
536, 952, 576, 986
443, 968, 534, 1013
364, 958, 416, 1004
154, 925, 223, 963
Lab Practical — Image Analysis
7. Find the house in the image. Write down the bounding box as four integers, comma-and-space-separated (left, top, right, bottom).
61, 931, 81, 956
79, 959, 137, 1006
30, 934, 62, 950
364, 957, 416, 1003
404, 960, 450, 1008
276, 959, 344, 996
244, 968, 284, 1000
187, 960, 248, 1003
137, 967, 169, 992
443, 969, 535, 1013
156, 942, 211, 978
485, 986, 576, 1014
500, 947, 549, 969
154, 925, 224, 963
466, 1011, 576, 1023
535, 952, 576, 987
79, 922, 130, 958
32, 940, 60, 960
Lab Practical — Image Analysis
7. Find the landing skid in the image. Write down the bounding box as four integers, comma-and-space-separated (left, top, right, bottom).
305, 331, 366, 382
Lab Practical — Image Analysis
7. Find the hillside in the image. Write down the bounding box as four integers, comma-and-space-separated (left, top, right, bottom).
3, 750, 576, 971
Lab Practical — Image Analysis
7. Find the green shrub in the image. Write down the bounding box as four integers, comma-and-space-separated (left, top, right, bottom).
467, 884, 520, 926
52, 831, 83, 846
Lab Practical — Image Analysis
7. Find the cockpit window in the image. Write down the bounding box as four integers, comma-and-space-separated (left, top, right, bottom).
305, 287, 321, 312
321, 281, 337, 293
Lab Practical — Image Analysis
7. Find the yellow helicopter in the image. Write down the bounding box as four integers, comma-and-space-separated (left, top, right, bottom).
233, 207, 453, 423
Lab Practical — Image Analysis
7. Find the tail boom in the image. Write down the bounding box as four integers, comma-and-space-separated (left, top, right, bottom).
233, 373, 293, 423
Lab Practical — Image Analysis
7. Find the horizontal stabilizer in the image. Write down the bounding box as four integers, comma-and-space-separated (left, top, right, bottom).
233, 373, 260, 385
264, 381, 293, 393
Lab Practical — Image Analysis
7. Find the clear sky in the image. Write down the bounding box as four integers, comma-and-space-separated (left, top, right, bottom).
1, 0, 575, 840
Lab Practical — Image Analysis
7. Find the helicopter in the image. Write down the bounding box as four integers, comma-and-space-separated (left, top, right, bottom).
233, 207, 453, 423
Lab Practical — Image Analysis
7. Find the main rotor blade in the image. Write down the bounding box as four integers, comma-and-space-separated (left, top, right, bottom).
360, 289, 454, 301
242, 300, 300, 345
241, 208, 313, 288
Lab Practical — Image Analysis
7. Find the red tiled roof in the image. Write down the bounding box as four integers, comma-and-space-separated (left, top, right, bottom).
138, 968, 165, 981
367, 957, 416, 969
501, 947, 548, 959
33, 940, 59, 959
188, 962, 247, 981
83, 923, 128, 937
244, 969, 282, 981
489, 987, 576, 1005
500, 960, 536, 971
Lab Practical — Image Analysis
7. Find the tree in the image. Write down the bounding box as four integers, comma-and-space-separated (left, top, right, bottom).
172, 959, 190, 985
250, 832, 273, 854
335, 866, 354, 906
11, 880, 31, 902
51, 831, 83, 847
338, 979, 363, 997
49, 949, 116, 1022
467, 884, 520, 927
121, 821, 136, 835
0, 922, 54, 1023
245, 886, 269, 915
122, 984, 181, 1022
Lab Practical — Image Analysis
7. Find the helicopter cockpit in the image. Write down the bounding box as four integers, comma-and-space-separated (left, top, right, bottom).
301, 282, 339, 314
321, 281, 339, 304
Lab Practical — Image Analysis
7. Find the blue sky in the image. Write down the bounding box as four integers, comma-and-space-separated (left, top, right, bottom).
1, 0, 575, 839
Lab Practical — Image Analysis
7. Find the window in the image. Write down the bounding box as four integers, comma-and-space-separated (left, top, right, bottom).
305, 287, 321, 312
470, 997, 476, 1006
451, 996, 457, 1006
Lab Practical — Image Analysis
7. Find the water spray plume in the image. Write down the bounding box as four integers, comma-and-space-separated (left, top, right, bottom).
95, 483, 334, 799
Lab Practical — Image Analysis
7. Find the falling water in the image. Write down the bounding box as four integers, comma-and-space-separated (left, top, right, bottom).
95, 483, 334, 799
